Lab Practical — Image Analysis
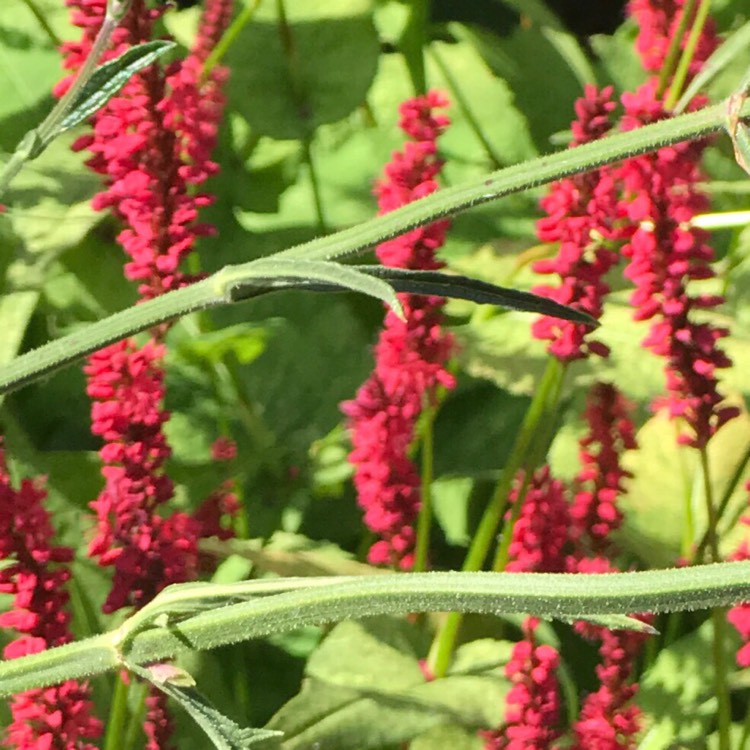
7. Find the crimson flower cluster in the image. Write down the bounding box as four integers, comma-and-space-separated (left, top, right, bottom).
570, 383, 637, 555
483, 619, 562, 750
531, 84, 622, 362
0, 447, 102, 749
341, 91, 454, 569
617, 81, 737, 449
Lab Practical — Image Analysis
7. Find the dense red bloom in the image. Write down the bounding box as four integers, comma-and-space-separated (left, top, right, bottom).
483, 619, 562, 750
628, 0, 718, 76
570, 383, 637, 554
0, 447, 102, 749
617, 81, 738, 448
58, 0, 232, 300
505, 466, 570, 574
341, 91, 454, 569
571, 559, 650, 750
532, 85, 622, 362
85, 339, 201, 612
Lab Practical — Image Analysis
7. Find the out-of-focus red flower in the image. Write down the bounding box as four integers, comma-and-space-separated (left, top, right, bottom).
341, 91, 454, 569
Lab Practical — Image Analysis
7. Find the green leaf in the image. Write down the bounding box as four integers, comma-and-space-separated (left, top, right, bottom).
226, 0, 379, 140
361, 267, 598, 325
132, 664, 283, 750
55, 40, 177, 138
637, 619, 740, 748
266, 618, 507, 749
222, 257, 405, 319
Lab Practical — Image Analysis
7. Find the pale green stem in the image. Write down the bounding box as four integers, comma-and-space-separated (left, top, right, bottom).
414, 407, 436, 573
202, 0, 265, 79
665, 0, 712, 110
492, 359, 566, 573
427, 357, 564, 677
20, 0, 62, 46
3, 565, 750, 696
0, 98, 749, 395
695, 439, 750, 563
700, 446, 731, 750
400, 0, 429, 95
429, 46, 503, 169
103, 674, 130, 750
0, 0, 132, 198
657, 0, 697, 99
303, 137, 327, 235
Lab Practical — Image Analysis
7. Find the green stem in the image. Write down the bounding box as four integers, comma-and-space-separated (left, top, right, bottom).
122, 681, 148, 750
694, 439, 750, 563
427, 357, 564, 676
303, 137, 327, 234
0, 98, 749, 394
492, 359, 566, 572
429, 46, 504, 169
656, 0, 697, 99
20, 0, 62, 46
700, 446, 731, 750
414, 407, 436, 573
665, 0, 712, 110
400, 0, 429, 95
4, 564, 750, 696
202, 0, 265, 79
103, 673, 130, 750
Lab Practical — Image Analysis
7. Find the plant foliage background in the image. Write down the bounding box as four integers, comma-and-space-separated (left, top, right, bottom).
1, 0, 750, 748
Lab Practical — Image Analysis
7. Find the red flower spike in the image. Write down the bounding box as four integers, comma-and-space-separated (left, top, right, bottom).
570, 383, 637, 555
628, 0, 718, 76
617, 81, 738, 448
571, 560, 652, 750
341, 91, 455, 569
482, 620, 562, 750
531, 85, 623, 362
0, 447, 102, 749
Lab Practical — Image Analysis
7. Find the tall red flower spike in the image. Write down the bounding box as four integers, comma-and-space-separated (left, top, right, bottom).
571, 559, 651, 750
531, 84, 622, 362
58, 1, 234, 744
341, 91, 454, 569
570, 383, 637, 555
483, 468, 568, 749
0, 447, 102, 749
618, 2, 735, 450
483, 619, 562, 750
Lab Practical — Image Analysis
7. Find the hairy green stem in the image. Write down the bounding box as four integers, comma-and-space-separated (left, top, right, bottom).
0, 99, 748, 395
3, 564, 750, 696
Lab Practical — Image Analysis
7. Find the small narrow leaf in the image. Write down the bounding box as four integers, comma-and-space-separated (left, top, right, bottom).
57, 40, 176, 137
222, 258, 405, 319
558, 614, 658, 634
259, 266, 597, 326
131, 664, 283, 749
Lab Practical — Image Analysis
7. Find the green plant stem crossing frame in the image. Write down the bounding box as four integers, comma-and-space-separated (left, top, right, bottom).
0, 97, 747, 395
1, 563, 750, 695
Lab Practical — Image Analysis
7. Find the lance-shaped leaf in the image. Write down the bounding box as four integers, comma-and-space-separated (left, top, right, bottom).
132, 663, 283, 750
220, 257, 405, 319
55, 40, 177, 140
253, 265, 597, 326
